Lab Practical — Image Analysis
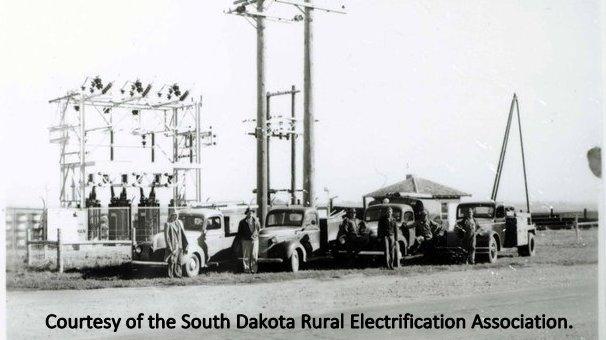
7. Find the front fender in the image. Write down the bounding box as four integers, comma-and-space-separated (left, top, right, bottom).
269, 240, 306, 262
476, 231, 499, 250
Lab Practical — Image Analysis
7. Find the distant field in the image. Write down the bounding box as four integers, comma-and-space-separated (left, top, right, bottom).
5, 228, 597, 291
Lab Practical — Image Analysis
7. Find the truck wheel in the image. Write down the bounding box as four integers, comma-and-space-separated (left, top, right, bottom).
518, 233, 536, 257
289, 251, 300, 272
480, 237, 498, 263
183, 254, 200, 278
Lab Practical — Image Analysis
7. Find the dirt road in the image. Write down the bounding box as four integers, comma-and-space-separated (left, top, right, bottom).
7, 263, 597, 339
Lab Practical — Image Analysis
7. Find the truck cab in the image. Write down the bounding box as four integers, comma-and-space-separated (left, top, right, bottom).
330, 202, 424, 262
438, 201, 536, 263
257, 206, 340, 272
131, 206, 246, 277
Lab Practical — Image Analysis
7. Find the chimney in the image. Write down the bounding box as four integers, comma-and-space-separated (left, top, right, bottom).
407, 174, 419, 193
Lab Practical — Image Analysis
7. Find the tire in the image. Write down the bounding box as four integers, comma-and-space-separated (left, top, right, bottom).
518, 233, 536, 257
288, 250, 300, 272
182, 254, 200, 278
480, 236, 498, 263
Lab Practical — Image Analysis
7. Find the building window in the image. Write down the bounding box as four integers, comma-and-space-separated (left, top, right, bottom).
441, 202, 449, 222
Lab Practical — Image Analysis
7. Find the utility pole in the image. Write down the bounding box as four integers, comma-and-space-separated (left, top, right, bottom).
256, 0, 268, 225
303, 0, 315, 207
225, 0, 345, 215
266, 91, 271, 203
291, 85, 297, 205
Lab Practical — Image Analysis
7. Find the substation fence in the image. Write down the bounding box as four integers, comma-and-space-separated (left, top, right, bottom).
5, 207, 44, 270
22, 206, 174, 272
26, 227, 138, 273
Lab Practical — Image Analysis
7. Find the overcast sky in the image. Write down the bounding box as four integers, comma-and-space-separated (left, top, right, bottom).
0, 0, 602, 209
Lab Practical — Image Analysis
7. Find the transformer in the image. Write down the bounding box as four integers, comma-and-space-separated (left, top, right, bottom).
108, 187, 131, 240
136, 187, 160, 242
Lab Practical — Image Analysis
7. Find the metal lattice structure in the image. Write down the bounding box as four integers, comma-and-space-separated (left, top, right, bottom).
49, 77, 216, 208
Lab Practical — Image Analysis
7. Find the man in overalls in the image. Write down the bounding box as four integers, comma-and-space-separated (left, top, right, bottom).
164, 211, 188, 278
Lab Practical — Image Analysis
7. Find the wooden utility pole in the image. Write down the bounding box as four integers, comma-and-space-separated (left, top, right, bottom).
514, 97, 531, 213
225, 0, 344, 213
303, 0, 315, 207
291, 85, 297, 205
256, 0, 269, 225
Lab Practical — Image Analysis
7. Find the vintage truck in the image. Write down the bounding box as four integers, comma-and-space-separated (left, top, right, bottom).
329, 200, 442, 263
257, 206, 342, 272
434, 201, 536, 263
131, 205, 249, 277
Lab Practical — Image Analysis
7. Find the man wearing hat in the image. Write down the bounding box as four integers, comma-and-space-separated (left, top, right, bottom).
238, 207, 261, 273
164, 210, 188, 278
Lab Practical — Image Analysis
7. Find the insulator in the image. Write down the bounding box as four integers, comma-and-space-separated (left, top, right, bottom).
142, 84, 151, 97
101, 82, 112, 94
179, 90, 189, 101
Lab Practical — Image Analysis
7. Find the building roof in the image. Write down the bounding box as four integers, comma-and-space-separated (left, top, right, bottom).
364, 174, 471, 199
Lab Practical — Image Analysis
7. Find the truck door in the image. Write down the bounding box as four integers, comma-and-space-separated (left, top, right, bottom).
303, 211, 321, 252
493, 205, 507, 247
203, 216, 224, 261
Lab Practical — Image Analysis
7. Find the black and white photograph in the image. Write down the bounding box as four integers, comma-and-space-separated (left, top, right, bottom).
0, 0, 604, 339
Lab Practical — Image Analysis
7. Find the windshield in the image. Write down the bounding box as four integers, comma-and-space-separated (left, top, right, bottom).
266, 211, 304, 227
458, 205, 494, 219
364, 207, 402, 222
181, 215, 205, 231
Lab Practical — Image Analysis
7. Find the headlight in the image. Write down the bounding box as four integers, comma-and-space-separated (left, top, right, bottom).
268, 236, 278, 247
135, 246, 142, 254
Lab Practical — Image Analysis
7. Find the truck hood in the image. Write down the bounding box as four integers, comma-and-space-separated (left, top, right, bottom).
362, 221, 379, 237
150, 232, 166, 250
475, 218, 499, 234
259, 226, 301, 239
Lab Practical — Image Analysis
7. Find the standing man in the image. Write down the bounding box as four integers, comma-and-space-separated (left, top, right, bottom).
378, 207, 397, 269
238, 207, 261, 273
455, 208, 480, 264
164, 211, 188, 278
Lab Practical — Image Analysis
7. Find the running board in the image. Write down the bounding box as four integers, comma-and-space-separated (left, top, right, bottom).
130, 260, 167, 266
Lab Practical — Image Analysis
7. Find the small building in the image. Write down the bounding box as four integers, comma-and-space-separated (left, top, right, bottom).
363, 174, 471, 228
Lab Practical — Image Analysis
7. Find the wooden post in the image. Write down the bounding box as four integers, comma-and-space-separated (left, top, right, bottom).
57, 228, 63, 273
574, 215, 579, 243
303, 0, 315, 207
256, 0, 268, 225
26, 228, 31, 267
290, 85, 297, 205
131, 227, 137, 259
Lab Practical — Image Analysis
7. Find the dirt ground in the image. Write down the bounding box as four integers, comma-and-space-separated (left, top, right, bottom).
7, 262, 597, 338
